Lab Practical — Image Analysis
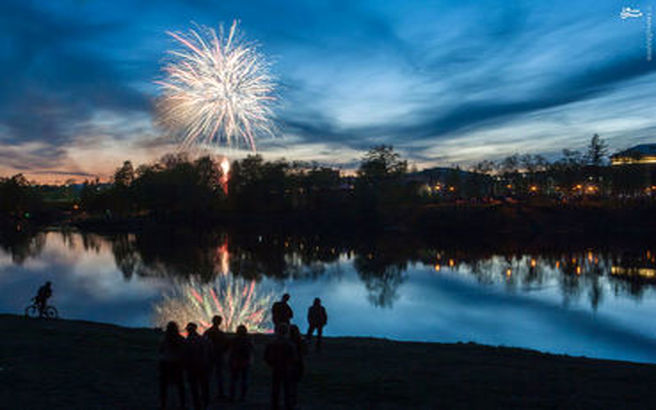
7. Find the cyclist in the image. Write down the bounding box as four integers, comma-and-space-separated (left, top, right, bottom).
34, 281, 52, 315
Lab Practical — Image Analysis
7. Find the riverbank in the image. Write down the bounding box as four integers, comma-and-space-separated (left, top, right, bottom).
2, 315, 656, 409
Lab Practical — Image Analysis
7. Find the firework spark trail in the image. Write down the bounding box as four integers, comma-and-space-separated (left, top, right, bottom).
157, 21, 276, 151
153, 275, 273, 334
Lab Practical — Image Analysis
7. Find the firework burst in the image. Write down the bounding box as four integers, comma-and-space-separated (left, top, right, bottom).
157, 21, 276, 151
153, 275, 273, 334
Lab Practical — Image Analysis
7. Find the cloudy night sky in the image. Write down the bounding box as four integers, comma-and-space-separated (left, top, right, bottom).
1, 0, 655, 182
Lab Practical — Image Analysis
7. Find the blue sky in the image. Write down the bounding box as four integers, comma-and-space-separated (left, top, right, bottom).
1, 0, 655, 181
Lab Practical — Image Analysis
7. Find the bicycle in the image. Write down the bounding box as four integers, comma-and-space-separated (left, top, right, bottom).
24, 298, 58, 319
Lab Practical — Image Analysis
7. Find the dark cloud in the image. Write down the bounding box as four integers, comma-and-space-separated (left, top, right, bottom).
281, 51, 655, 153
0, 144, 69, 171
0, 1, 149, 147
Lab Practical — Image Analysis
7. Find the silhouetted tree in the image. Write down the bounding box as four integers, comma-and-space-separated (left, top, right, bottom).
585, 134, 608, 167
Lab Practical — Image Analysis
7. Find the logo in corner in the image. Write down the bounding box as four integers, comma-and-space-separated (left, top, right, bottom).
620, 6, 644, 19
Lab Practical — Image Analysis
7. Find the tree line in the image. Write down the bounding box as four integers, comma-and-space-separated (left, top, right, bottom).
2, 135, 656, 225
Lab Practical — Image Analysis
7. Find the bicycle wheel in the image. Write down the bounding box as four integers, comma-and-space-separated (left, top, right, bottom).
25, 305, 39, 318
44, 306, 58, 319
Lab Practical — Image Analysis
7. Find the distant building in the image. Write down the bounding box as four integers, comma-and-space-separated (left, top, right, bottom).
611, 144, 656, 165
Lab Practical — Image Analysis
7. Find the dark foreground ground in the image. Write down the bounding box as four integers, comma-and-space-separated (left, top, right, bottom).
2, 315, 656, 409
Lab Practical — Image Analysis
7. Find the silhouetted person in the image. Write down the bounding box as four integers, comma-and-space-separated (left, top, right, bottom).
306, 297, 327, 351
264, 324, 295, 410
158, 321, 186, 410
272, 293, 293, 327
228, 324, 254, 402
185, 322, 210, 410
289, 324, 306, 409
35, 281, 52, 314
203, 315, 228, 399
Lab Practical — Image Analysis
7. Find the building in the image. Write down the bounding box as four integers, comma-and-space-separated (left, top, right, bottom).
610, 144, 656, 165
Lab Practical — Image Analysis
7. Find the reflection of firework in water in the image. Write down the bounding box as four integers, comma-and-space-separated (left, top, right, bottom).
153, 276, 273, 334
156, 21, 276, 151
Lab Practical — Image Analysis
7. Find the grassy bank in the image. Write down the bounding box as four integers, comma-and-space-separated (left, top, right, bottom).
2, 315, 656, 409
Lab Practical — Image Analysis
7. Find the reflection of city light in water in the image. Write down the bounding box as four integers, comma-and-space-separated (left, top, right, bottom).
153, 275, 273, 334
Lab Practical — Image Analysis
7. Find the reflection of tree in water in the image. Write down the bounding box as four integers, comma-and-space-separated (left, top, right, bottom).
105, 229, 656, 309
110, 229, 224, 280
111, 233, 140, 280
353, 250, 408, 308
6, 226, 656, 310
436, 250, 656, 310
153, 275, 273, 334
0, 229, 45, 264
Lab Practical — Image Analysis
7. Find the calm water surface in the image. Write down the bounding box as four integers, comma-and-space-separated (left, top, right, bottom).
2, 229, 656, 363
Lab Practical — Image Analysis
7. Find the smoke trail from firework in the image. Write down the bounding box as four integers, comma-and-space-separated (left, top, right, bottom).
157, 21, 276, 151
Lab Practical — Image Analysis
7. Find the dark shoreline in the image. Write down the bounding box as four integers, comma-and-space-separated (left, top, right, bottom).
3, 314, 656, 409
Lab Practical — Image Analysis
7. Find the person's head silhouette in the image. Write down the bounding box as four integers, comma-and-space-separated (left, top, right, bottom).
165, 321, 180, 337
289, 324, 301, 341
282, 293, 290, 302
313, 297, 321, 306
212, 315, 222, 327
236, 324, 247, 336
185, 322, 198, 335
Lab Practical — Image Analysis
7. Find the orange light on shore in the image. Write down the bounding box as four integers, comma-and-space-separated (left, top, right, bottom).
529, 185, 538, 192
530, 259, 537, 267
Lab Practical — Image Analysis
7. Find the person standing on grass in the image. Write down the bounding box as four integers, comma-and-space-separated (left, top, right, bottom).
265, 323, 296, 410
203, 315, 229, 400
158, 321, 186, 410
271, 293, 293, 328
289, 324, 306, 409
306, 297, 328, 351
185, 322, 210, 410
228, 324, 255, 402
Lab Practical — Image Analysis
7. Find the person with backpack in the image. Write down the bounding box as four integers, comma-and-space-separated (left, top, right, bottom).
228, 325, 254, 402
271, 293, 293, 327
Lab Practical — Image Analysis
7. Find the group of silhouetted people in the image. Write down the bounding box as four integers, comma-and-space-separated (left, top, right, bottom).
158, 293, 327, 410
